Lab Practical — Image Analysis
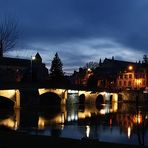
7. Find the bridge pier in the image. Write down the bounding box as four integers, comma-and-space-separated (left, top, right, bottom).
19, 88, 40, 108
61, 90, 67, 104
14, 90, 20, 108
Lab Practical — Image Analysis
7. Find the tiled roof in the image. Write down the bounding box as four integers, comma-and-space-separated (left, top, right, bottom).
103, 58, 143, 68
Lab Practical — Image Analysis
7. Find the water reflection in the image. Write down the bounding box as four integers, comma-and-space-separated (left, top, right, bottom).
0, 100, 148, 146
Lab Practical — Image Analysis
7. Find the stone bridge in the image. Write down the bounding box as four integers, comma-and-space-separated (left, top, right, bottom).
0, 88, 123, 108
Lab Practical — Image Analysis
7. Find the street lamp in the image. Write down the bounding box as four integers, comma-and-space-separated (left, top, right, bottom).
31, 56, 35, 81
128, 65, 133, 71
87, 68, 91, 72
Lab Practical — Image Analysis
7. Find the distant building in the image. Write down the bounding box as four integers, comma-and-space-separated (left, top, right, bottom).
73, 57, 148, 90
31, 52, 49, 82
96, 57, 148, 90
72, 68, 93, 87
95, 57, 132, 89
0, 52, 48, 83
117, 64, 147, 90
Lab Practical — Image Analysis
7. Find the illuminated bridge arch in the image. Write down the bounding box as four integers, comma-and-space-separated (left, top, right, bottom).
96, 92, 118, 104
38, 88, 67, 104
79, 94, 85, 104
0, 96, 15, 108
0, 89, 20, 108
39, 92, 61, 106
96, 94, 105, 105
78, 91, 118, 104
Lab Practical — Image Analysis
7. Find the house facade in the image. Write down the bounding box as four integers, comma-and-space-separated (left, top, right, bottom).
117, 65, 147, 90
72, 56, 148, 91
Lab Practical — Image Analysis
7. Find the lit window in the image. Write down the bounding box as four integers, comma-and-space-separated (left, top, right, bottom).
124, 81, 127, 86
129, 74, 132, 79
124, 75, 128, 79
120, 75, 123, 79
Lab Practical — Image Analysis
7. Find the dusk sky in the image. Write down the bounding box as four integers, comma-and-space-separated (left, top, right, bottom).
0, 0, 148, 73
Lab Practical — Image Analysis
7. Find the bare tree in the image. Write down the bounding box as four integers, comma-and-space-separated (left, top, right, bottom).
84, 61, 99, 70
0, 18, 19, 57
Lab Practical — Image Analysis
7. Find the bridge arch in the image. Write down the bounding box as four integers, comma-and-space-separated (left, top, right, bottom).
0, 96, 15, 108
0, 89, 20, 108
39, 92, 61, 106
38, 88, 67, 104
118, 93, 123, 102
79, 94, 85, 104
110, 95, 113, 103
96, 94, 105, 105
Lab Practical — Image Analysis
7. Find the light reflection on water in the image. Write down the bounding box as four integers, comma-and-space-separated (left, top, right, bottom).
0, 101, 148, 146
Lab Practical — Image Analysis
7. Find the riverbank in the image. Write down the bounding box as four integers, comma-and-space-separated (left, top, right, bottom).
0, 130, 147, 148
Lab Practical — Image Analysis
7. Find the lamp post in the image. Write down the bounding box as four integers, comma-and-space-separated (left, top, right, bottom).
31, 56, 35, 81
128, 65, 133, 71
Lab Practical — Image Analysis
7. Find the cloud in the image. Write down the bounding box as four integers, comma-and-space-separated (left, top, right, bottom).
5, 37, 145, 73
1, 0, 148, 72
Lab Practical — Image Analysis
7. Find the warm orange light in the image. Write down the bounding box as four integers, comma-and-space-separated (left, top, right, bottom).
0, 89, 16, 99
133, 113, 142, 124
135, 79, 142, 88
78, 111, 91, 119
0, 118, 15, 129
128, 65, 133, 71
137, 79, 142, 84
38, 117, 45, 129
87, 68, 91, 72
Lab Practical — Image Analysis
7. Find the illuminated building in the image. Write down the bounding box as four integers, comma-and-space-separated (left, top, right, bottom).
72, 56, 148, 90
117, 65, 147, 90
73, 68, 93, 87
96, 57, 148, 90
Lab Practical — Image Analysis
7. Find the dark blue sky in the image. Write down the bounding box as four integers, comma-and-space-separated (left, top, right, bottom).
0, 0, 148, 73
